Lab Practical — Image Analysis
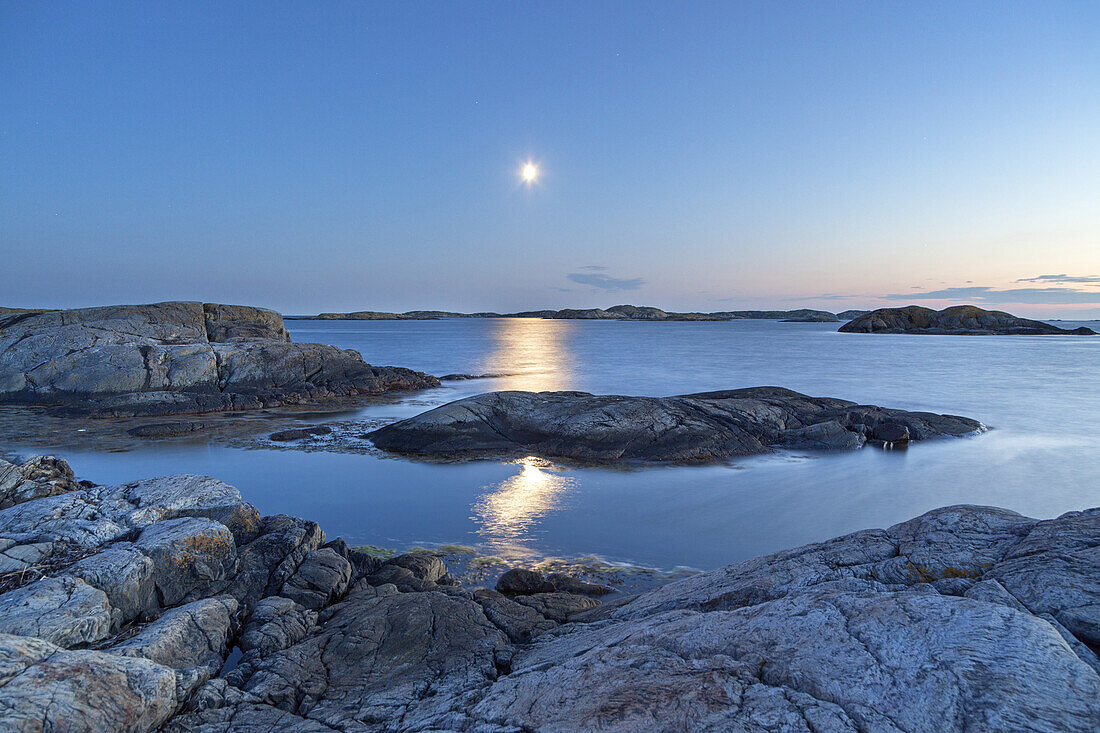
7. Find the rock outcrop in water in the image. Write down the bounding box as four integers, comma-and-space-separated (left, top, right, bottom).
0, 453, 1096, 731
840, 305, 1097, 335
367, 387, 983, 462
0, 302, 438, 417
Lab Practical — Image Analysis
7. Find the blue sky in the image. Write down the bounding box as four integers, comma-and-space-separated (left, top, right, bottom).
2, 1, 1099, 316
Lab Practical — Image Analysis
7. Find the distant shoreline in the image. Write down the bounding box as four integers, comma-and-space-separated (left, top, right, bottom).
285, 304, 869, 323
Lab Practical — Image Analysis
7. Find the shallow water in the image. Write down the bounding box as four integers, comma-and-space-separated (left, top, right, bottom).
8, 318, 1100, 572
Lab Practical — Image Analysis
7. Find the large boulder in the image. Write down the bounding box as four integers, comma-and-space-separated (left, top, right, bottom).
369, 387, 983, 463
839, 305, 1097, 335
0, 633, 179, 732
0, 301, 439, 416
0, 576, 112, 648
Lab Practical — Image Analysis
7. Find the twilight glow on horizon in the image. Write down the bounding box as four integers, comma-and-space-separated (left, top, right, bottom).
2, 2, 1099, 318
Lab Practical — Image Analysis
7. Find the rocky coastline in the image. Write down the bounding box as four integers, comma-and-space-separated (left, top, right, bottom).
294, 304, 843, 322
840, 305, 1098, 335
368, 387, 984, 463
0, 453, 1096, 730
0, 302, 439, 418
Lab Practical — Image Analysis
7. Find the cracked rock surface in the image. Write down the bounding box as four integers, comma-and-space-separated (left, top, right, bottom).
0, 454, 1097, 731
368, 386, 984, 463
0, 301, 438, 417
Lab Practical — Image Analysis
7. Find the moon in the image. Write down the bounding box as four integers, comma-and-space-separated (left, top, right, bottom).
521, 162, 539, 183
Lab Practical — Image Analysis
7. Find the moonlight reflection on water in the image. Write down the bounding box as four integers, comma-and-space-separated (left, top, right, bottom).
474, 456, 576, 559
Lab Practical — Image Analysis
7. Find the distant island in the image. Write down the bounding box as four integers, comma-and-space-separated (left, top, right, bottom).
840, 305, 1097, 336
289, 304, 870, 323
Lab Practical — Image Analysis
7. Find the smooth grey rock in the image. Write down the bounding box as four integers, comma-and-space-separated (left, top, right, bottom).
111, 597, 238, 672
474, 588, 558, 644
473, 588, 1100, 732
364, 562, 438, 592
496, 568, 555, 595
514, 591, 601, 622
547, 572, 614, 596
0, 488, 131, 550
781, 419, 866, 450
69, 544, 158, 627
134, 517, 238, 607
369, 387, 981, 463
279, 548, 352, 610
0, 301, 439, 416
0, 576, 112, 647
385, 552, 449, 582
0, 632, 179, 731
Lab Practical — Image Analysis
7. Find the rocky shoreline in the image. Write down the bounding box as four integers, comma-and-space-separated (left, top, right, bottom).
0, 453, 1096, 730
0, 302, 438, 418
368, 387, 984, 463
294, 304, 844, 322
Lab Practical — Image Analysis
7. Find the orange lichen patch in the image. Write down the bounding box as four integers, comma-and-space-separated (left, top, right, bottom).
164, 530, 235, 570
905, 562, 981, 583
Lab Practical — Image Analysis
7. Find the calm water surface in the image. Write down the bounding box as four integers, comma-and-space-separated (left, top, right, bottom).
13, 319, 1100, 571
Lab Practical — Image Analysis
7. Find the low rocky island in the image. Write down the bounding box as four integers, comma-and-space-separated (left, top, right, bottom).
296, 304, 841, 322
0, 453, 1096, 731
840, 305, 1097, 335
0, 302, 438, 418
368, 387, 983, 462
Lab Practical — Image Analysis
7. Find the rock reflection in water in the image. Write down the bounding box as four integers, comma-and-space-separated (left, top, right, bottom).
473, 456, 575, 559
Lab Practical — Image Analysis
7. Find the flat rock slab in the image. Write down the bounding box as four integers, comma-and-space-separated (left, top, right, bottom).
368, 386, 983, 463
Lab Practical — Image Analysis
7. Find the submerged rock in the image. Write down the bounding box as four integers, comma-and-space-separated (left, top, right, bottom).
0, 458, 1097, 731
840, 305, 1097, 335
368, 386, 983, 463
0, 301, 439, 417
268, 425, 332, 442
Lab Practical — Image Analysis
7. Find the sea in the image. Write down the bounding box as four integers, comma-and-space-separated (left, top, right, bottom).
7, 317, 1099, 574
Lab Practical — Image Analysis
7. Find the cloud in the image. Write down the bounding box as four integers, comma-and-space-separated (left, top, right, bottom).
577, 265, 608, 271
1016, 274, 1100, 284
566, 272, 645, 291
884, 286, 1100, 305
548, 286, 575, 292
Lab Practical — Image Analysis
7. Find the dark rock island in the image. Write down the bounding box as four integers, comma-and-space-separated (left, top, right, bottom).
0, 453, 1096, 730
368, 387, 983, 462
840, 305, 1097, 335
0, 302, 438, 418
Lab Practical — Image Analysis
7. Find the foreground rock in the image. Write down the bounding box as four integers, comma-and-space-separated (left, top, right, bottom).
0, 455, 1097, 730
840, 305, 1097, 335
0, 301, 439, 417
368, 386, 983, 462
2, 453, 1100, 726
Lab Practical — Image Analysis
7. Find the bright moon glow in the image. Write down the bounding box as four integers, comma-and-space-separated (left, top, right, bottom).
521, 163, 539, 183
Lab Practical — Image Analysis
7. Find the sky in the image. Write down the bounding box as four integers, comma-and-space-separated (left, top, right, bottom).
2, 1, 1099, 317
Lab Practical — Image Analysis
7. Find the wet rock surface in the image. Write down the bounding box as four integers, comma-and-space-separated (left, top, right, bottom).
0, 454, 1097, 731
368, 386, 984, 463
840, 305, 1098, 335
0, 301, 439, 417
